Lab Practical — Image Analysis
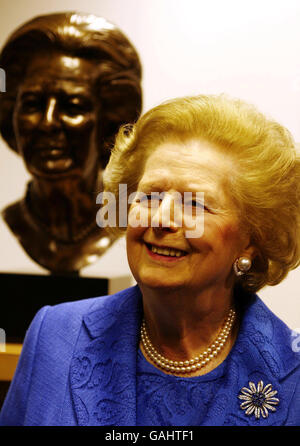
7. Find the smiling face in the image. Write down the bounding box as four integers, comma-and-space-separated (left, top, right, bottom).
126, 139, 255, 293
13, 50, 100, 179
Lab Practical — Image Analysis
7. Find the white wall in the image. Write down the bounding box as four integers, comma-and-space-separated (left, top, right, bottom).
0, 0, 299, 328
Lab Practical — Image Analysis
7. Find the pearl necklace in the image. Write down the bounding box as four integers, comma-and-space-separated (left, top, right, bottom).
140, 309, 236, 374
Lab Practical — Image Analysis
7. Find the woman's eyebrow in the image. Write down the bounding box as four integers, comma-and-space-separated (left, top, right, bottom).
19, 88, 42, 96
138, 180, 167, 191
138, 181, 223, 207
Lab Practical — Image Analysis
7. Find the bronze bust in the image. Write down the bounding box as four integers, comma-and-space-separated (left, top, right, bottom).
0, 12, 142, 274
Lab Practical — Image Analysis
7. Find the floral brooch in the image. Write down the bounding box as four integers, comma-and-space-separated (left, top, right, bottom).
238, 381, 279, 419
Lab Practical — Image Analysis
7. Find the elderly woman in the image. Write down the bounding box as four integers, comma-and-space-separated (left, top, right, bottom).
0, 95, 299, 426
0, 12, 142, 272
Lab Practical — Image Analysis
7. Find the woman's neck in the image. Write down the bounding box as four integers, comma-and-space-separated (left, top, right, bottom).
26, 168, 102, 243
140, 283, 237, 364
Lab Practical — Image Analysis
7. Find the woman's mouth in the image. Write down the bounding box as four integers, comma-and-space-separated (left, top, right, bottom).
145, 243, 187, 261
39, 148, 68, 159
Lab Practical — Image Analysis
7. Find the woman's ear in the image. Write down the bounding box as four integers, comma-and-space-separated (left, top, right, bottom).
242, 244, 258, 261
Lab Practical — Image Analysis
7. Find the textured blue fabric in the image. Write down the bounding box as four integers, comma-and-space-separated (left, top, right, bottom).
136, 349, 227, 426
0, 285, 299, 426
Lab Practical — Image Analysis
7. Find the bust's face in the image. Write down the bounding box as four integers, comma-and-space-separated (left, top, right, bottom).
13, 50, 101, 179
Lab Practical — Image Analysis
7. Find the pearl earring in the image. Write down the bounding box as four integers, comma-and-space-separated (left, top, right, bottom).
233, 257, 252, 276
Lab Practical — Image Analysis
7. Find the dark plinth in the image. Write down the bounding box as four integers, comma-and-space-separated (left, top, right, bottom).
0, 272, 108, 343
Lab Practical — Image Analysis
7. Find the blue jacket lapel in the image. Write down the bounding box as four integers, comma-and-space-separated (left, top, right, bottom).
69, 286, 143, 426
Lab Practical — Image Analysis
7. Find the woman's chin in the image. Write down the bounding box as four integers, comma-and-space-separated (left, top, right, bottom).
136, 272, 185, 290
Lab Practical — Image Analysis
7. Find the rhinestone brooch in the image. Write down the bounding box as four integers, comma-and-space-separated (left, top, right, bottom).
238, 381, 279, 419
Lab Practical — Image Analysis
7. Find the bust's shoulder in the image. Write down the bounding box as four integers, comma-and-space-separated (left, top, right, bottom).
2, 200, 23, 234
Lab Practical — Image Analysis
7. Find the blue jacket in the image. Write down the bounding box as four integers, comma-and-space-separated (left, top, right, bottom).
0, 285, 299, 426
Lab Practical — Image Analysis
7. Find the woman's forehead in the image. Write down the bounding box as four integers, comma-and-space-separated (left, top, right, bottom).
141, 140, 233, 184
137, 140, 236, 208
22, 51, 98, 85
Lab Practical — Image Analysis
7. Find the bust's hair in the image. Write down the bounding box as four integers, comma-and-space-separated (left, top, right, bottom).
0, 11, 142, 167
104, 94, 300, 292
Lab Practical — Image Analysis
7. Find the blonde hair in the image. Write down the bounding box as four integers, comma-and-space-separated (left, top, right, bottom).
104, 94, 300, 292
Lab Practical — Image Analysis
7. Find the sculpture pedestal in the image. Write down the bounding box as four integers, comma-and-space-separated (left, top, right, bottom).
0, 271, 132, 343
0, 271, 133, 410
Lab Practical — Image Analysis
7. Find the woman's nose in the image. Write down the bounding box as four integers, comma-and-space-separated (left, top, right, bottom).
40, 97, 60, 130
150, 194, 180, 231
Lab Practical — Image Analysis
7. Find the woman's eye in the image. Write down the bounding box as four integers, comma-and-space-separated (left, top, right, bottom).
186, 200, 205, 209
20, 96, 41, 113
65, 104, 84, 115
137, 193, 162, 207
185, 201, 211, 216
140, 194, 157, 205
64, 98, 92, 116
